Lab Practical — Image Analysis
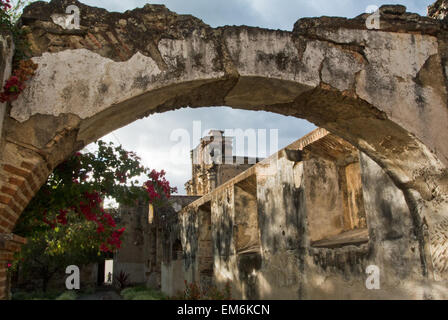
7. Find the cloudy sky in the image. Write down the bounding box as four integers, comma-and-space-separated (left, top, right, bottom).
69, 0, 433, 194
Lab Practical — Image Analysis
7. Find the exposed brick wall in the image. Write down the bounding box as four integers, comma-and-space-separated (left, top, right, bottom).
0, 27, 36, 300
0, 141, 51, 234
0, 139, 50, 299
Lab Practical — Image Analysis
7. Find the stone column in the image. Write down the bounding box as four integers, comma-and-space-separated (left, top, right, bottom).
0, 233, 26, 300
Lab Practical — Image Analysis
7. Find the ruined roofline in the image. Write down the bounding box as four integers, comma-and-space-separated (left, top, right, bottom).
283, 127, 329, 151
183, 128, 327, 199
179, 127, 355, 212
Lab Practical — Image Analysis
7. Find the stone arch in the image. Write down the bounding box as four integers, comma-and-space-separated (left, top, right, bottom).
1, 0, 448, 297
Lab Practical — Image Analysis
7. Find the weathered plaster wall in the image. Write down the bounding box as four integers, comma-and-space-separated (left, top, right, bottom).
217, 164, 255, 191
178, 130, 448, 299
115, 195, 199, 290
113, 201, 151, 284
161, 259, 184, 297
3, 1, 446, 214
304, 157, 344, 242
303, 152, 426, 299
234, 177, 259, 254
342, 162, 367, 231
255, 155, 305, 299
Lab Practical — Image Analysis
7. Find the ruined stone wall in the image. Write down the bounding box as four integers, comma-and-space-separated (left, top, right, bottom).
186, 162, 257, 196
160, 196, 201, 295
304, 157, 345, 242
341, 162, 367, 231
302, 153, 426, 299
2, 0, 448, 299
254, 156, 305, 299
113, 200, 151, 285
216, 164, 254, 189
185, 130, 260, 196
178, 131, 448, 299
114, 195, 199, 291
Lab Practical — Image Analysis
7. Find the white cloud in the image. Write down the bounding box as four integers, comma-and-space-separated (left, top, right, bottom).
94, 107, 315, 194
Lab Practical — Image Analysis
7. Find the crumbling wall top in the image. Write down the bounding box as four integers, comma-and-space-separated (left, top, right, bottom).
20, 0, 213, 62
295, 4, 446, 38
429, 0, 448, 20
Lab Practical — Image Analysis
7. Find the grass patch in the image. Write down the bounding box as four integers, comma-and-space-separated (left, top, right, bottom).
121, 286, 166, 300
55, 291, 78, 300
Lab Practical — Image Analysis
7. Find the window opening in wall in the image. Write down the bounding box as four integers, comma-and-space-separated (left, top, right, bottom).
234, 174, 260, 254
302, 135, 369, 249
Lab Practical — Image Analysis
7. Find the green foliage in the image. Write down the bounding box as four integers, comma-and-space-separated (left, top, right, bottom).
178, 281, 232, 300
15, 140, 153, 238
12, 140, 176, 292
55, 291, 78, 300
15, 218, 107, 292
121, 286, 167, 300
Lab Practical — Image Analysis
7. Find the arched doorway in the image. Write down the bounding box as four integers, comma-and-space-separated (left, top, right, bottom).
1, 1, 448, 298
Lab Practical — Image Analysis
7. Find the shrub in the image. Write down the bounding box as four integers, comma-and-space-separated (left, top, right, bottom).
114, 270, 130, 290
120, 285, 146, 300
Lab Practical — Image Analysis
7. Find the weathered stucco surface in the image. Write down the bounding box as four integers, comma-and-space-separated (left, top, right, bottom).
114, 196, 199, 290
1, 0, 448, 299
174, 130, 445, 299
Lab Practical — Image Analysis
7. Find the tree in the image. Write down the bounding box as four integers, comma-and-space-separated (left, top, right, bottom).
11, 140, 177, 291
